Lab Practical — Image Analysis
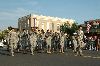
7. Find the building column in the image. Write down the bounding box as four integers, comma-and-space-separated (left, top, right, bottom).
54, 21, 57, 32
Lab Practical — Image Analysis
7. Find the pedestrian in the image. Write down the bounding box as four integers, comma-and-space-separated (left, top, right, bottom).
46, 34, 52, 54
76, 26, 84, 56
72, 35, 78, 53
53, 32, 59, 51
6, 31, 11, 52
21, 29, 28, 54
41, 30, 46, 52
37, 33, 42, 52
45, 30, 50, 38
96, 36, 100, 51
9, 28, 17, 56
59, 32, 65, 53
16, 29, 21, 52
29, 30, 37, 55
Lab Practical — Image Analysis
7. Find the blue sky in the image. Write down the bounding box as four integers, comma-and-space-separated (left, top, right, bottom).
0, 0, 100, 30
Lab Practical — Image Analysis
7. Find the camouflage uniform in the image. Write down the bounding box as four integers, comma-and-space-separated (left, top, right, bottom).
37, 34, 42, 51
6, 31, 11, 51
41, 33, 46, 52
29, 32, 37, 55
16, 31, 21, 52
76, 29, 84, 56
21, 30, 28, 53
9, 29, 17, 56
46, 35, 52, 53
72, 36, 77, 52
60, 34, 65, 53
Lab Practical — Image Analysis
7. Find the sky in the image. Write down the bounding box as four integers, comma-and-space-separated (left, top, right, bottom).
0, 0, 100, 30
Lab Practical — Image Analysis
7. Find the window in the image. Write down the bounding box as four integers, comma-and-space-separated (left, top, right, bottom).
47, 22, 49, 30
42, 23, 44, 29
57, 24, 60, 31
52, 23, 54, 31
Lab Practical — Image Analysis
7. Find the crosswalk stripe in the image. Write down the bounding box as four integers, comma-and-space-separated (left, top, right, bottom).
83, 55, 100, 59
92, 57, 100, 59
83, 56, 92, 58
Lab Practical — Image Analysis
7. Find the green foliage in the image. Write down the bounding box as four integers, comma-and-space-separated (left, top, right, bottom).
0, 26, 12, 40
60, 23, 69, 33
0, 32, 4, 40
0, 29, 9, 40
8, 26, 12, 30
71, 22, 78, 33
60, 22, 78, 36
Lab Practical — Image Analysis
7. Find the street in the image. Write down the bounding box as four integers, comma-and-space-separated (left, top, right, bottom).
0, 48, 100, 66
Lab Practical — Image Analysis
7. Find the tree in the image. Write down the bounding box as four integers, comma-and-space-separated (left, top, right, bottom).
8, 26, 12, 30
60, 23, 67, 33
71, 22, 78, 33
60, 22, 78, 36
0, 29, 9, 40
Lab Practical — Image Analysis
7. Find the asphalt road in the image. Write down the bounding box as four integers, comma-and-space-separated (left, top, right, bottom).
0, 48, 100, 66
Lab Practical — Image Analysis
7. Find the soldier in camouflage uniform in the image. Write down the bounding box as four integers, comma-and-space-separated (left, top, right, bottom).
41, 30, 46, 52
59, 33, 65, 53
29, 30, 37, 55
46, 34, 52, 54
16, 29, 21, 52
76, 26, 84, 56
9, 28, 17, 56
6, 30, 11, 52
72, 35, 78, 53
21, 29, 28, 54
37, 33, 42, 52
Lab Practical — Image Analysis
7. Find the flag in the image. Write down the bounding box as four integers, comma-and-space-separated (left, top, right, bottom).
86, 23, 91, 33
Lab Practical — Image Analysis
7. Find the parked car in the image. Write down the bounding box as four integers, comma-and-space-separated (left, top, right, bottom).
0, 41, 4, 48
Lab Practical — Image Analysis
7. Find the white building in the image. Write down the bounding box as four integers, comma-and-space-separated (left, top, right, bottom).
18, 14, 75, 32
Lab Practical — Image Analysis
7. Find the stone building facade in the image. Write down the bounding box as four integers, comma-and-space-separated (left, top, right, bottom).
18, 14, 75, 32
